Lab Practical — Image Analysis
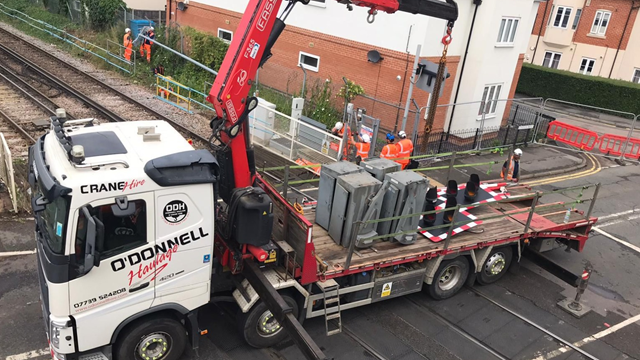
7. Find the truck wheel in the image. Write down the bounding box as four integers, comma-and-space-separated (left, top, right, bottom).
477, 246, 513, 285
428, 257, 469, 300
239, 295, 299, 348
114, 317, 187, 360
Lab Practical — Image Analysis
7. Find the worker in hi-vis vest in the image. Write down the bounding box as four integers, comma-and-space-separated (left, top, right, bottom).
380, 133, 399, 161
501, 148, 523, 182
123, 28, 133, 61
350, 133, 371, 164
395, 130, 414, 169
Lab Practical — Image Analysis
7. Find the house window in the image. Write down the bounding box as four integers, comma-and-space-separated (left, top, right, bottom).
478, 84, 502, 116
542, 51, 562, 69
579, 58, 596, 75
632, 69, 640, 83
553, 6, 572, 29
572, 9, 582, 30
299, 52, 320, 72
497, 17, 520, 45
218, 28, 233, 44
591, 11, 611, 35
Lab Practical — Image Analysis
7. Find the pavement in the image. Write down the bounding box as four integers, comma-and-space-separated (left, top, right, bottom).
421, 143, 586, 188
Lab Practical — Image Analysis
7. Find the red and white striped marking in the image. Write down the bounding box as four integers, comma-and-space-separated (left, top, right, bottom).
581, 271, 590, 280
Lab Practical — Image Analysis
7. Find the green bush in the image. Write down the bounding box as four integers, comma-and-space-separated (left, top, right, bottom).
517, 63, 640, 114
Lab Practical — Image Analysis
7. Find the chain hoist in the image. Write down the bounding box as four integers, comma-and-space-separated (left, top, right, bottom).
421, 24, 453, 153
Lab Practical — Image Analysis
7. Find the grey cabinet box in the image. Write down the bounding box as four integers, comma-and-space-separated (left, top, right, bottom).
378, 171, 429, 244
316, 161, 364, 230
361, 158, 401, 181
328, 172, 383, 247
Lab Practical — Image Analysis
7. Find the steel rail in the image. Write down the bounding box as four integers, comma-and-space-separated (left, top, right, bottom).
469, 287, 599, 360
405, 298, 509, 360
0, 27, 211, 145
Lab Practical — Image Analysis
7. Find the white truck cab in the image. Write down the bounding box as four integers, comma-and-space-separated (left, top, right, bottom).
28, 112, 219, 359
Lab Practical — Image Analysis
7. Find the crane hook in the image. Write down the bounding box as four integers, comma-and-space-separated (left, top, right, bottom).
367, 9, 377, 24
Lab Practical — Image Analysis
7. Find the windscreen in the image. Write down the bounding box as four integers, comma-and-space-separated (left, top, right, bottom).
37, 181, 71, 254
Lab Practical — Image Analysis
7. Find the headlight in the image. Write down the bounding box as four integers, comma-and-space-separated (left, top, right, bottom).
49, 320, 67, 349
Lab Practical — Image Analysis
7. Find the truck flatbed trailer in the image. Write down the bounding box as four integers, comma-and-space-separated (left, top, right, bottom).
260, 177, 597, 286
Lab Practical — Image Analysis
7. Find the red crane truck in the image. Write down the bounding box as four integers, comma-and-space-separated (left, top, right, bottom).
27, 1, 598, 360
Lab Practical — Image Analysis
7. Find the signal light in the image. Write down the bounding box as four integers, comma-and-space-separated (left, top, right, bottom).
420, 201, 437, 228
446, 180, 458, 198
470, 173, 480, 189
425, 187, 438, 203
443, 196, 457, 224
187, 138, 193, 145
464, 181, 477, 202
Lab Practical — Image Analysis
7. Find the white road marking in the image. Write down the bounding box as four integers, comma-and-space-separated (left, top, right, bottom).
596, 209, 637, 221
531, 312, 640, 360
592, 227, 640, 254
0, 249, 36, 257
5, 348, 49, 360
596, 214, 640, 229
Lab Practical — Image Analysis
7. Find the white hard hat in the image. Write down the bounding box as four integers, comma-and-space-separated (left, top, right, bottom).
362, 134, 371, 143
150, 27, 154, 31
398, 130, 407, 138
125, 28, 131, 32
335, 122, 343, 130
514, 148, 523, 156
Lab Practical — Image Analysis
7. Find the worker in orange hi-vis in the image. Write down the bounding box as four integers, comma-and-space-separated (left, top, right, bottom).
350, 133, 371, 164
396, 130, 414, 169
332, 121, 352, 158
380, 133, 399, 161
140, 27, 155, 63
123, 28, 133, 61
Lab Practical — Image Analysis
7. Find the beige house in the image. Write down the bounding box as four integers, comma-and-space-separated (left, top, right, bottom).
526, 0, 640, 83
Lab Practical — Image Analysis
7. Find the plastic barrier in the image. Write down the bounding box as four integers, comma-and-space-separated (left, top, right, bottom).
547, 121, 599, 151
598, 133, 640, 159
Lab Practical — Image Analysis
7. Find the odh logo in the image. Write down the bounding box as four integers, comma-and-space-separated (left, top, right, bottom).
163, 200, 188, 224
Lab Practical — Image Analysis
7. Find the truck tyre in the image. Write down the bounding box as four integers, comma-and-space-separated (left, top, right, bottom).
114, 317, 187, 360
477, 246, 513, 285
239, 294, 299, 348
428, 257, 469, 300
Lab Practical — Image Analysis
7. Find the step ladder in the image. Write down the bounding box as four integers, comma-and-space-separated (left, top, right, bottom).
317, 279, 342, 336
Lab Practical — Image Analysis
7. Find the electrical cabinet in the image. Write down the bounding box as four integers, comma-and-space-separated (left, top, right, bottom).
361, 158, 401, 181
328, 172, 382, 247
316, 161, 363, 230
378, 171, 429, 244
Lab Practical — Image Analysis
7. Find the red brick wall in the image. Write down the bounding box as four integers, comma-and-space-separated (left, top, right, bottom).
531, 0, 554, 36
573, 0, 638, 50
532, 0, 638, 50
168, 1, 460, 132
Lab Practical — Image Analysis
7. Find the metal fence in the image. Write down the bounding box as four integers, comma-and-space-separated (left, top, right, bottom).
249, 102, 344, 170
0, 133, 17, 213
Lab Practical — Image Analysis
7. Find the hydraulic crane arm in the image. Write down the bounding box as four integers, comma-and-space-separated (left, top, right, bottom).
206, 0, 458, 195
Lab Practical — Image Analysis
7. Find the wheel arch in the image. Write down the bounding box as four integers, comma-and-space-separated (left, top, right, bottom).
110, 304, 191, 345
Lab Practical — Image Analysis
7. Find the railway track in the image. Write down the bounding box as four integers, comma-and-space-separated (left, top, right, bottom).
404, 288, 599, 360
0, 27, 211, 148
0, 70, 53, 158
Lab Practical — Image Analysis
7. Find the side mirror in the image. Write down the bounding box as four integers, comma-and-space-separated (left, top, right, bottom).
31, 195, 49, 213
81, 207, 103, 274
111, 196, 136, 217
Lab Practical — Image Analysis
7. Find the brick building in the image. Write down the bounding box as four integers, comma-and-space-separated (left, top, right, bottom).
527, 0, 640, 82
168, 0, 541, 132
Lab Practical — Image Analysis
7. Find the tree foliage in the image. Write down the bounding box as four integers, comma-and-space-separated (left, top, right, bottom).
85, 0, 124, 30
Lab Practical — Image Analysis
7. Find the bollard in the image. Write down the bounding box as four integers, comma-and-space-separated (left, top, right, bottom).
557, 263, 593, 318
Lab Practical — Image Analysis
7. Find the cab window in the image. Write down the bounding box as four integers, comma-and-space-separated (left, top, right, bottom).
75, 200, 147, 260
